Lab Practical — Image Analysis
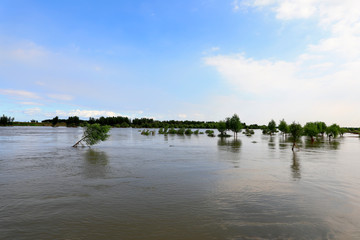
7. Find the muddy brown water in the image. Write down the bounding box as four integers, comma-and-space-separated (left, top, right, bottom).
1, 127, 360, 239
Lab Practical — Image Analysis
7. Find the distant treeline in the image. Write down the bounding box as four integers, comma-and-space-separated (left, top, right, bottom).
41, 115, 247, 129
2, 114, 360, 134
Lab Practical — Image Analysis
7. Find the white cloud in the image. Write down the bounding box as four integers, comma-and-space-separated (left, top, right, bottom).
202, 1, 360, 126
178, 114, 187, 119
0, 89, 40, 99
205, 54, 299, 94
23, 107, 42, 115
55, 109, 123, 118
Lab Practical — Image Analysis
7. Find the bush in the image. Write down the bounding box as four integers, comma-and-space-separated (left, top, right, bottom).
185, 129, 193, 135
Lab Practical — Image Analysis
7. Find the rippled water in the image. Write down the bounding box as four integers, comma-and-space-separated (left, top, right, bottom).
1, 127, 360, 239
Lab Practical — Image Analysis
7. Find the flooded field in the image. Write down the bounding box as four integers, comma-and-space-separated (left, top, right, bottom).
1, 127, 360, 239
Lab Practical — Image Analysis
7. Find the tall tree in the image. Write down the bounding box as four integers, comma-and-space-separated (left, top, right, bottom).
278, 119, 289, 135
0, 114, 14, 126
229, 114, 243, 138
267, 119, 277, 135
316, 121, 327, 136
51, 116, 59, 127
289, 122, 303, 151
303, 122, 319, 142
326, 124, 340, 140
217, 120, 228, 137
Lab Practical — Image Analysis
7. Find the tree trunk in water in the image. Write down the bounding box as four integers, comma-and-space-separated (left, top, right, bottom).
292, 142, 296, 151
72, 136, 87, 148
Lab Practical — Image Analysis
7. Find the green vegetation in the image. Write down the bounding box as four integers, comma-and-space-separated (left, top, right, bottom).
217, 121, 230, 137
66, 116, 81, 127
52, 116, 59, 127
326, 124, 341, 140
185, 129, 193, 135
226, 114, 243, 138
278, 119, 289, 135
141, 129, 155, 136
243, 128, 255, 136
289, 122, 303, 151
0, 114, 14, 126
316, 121, 327, 136
303, 122, 319, 142
267, 119, 277, 135
205, 130, 215, 137
73, 123, 111, 147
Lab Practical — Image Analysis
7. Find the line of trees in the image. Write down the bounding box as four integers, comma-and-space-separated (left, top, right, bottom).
0, 114, 14, 126
42, 116, 220, 129
262, 119, 347, 151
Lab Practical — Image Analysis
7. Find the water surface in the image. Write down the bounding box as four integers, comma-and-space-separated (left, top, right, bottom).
1, 127, 360, 239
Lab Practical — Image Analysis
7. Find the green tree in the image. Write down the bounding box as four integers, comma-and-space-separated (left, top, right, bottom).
73, 123, 111, 147
267, 119, 277, 135
66, 116, 80, 127
289, 122, 303, 151
339, 128, 346, 136
303, 122, 319, 142
278, 119, 289, 135
326, 124, 340, 140
229, 114, 243, 138
0, 114, 14, 126
217, 120, 228, 137
316, 121, 327, 136
51, 116, 59, 127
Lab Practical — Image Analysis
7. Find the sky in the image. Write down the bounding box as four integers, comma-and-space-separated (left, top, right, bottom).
0, 0, 360, 126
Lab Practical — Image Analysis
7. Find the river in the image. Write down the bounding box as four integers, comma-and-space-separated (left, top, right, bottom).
1, 127, 360, 239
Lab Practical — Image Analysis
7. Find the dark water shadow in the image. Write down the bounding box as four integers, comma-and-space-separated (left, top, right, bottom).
291, 152, 301, 180
268, 136, 276, 150
217, 138, 242, 153
279, 135, 291, 150
83, 149, 110, 178
303, 138, 340, 150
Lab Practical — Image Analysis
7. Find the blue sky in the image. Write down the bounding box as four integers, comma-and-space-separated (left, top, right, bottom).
1, 0, 360, 126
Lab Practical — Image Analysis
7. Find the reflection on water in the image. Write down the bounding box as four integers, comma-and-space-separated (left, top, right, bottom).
1, 128, 360, 239
217, 138, 242, 153
268, 136, 276, 149
303, 138, 340, 150
291, 152, 301, 180
83, 149, 109, 178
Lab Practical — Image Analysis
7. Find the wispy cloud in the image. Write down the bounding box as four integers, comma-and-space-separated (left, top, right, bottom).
232, 0, 240, 12
23, 107, 42, 115
19, 101, 43, 106
0, 89, 40, 99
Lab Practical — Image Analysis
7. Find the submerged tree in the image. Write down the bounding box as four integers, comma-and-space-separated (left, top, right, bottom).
228, 114, 243, 138
267, 119, 277, 135
289, 122, 303, 151
278, 119, 289, 135
303, 122, 319, 142
217, 120, 229, 137
73, 123, 111, 147
316, 121, 327, 136
326, 124, 340, 140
